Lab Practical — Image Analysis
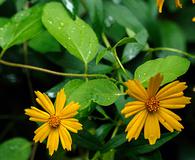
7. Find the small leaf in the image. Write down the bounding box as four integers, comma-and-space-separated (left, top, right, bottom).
0, 0, 5, 5
134, 56, 190, 86
0, 5, 43, 49
96, 46, 115, 64
113, 37, 136, 49
122, 43, 143, 64
101, 134, 126, 153
0, 137, 31, 160
42, 2, 99, 64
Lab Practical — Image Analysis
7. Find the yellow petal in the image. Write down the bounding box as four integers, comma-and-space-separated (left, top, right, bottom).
59, 102, 79, 119
61, 119, 83, 133
192, 17, 195, 22
121, 101, 145, 116
157, 113, 174, 132
175, 0, 182, 8
55, 89, 66, 115
124, 80, 148, 101
159, 108, 181, 121
157, 0, 164, 13
144, 113, 160, 145
34, 123, 50, 143
35, 91, 55, 115
47, 129, 59, 156
156, 81, 187, 100
147, 73, 163, 98
29, 117, 48, 122
59, 125, 72, 151
193, 0, 195, 4
160, 97, 191, 109
127, 110, 148, 141
25, 107, 50, 120
158, 109, 184, 131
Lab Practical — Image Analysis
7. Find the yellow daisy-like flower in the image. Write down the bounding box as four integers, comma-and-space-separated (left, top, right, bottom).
25, 89, 82, 156
192, 17, 195, 22
157, 0, 194, 13
121, 73, 191, 145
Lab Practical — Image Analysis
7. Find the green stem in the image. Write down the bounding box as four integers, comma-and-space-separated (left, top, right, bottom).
84, 62, 88, 81
0, 48, 7, 59
102, 32, 111, 48
147, 47, 195, 58
111, 120, 122, 138
0, 59, 108, 78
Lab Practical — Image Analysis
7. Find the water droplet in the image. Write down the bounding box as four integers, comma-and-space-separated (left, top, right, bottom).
48, 20, 53, 24
105, 16, 115, 27
0, 27, 4, 31
47, 92, 56, 98
58, 26, 62, 30
68, 37, 71, 40
60, 22, 64, 26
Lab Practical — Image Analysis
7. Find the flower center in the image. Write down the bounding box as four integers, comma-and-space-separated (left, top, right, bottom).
48, 115, 60, 128
145, 97, 160, 112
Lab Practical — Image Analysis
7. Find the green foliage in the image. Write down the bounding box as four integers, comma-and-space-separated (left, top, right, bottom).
42, 2, 99, 64
0, 138, 31, 160
134, 56, 190, 86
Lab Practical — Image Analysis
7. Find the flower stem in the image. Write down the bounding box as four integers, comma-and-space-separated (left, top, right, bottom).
0, 59, 108, 78
0, 48, 7, 59
147, 47, 195, 58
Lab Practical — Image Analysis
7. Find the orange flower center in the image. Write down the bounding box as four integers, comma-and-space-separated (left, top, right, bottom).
145, 97, 160, 112
48, 115, 60, 128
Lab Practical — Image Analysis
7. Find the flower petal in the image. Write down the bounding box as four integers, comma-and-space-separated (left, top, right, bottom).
121, 101, 145, 118
160, 97, 191, 109
124, 80, 148, 101
35, 91, 55, 115
59, 102, 79, 119
159, 108, 181, 121
55, 89, 66, 115
157, 113, 174, 132
61, 119, 83, 133
147, 73, 163, 98
34, 123, 50, 143
25, 107, 50, 120
157, 0, 165, 13
144, 113, 160, 145
156, 81, 187, 100
59, 125, 72, 151
46, 129, 59, 156
126, 110, 148, 142
175, 0, 182, 8
158, 109, 184, 131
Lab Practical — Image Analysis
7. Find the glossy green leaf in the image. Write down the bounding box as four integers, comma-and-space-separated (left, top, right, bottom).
96, 47, 115, 64
134, 56, 190, 86
29, 30, 61, 53
113, 37, 136, 49
0, 138, 31, 160
0, 5, 43, 49
42, 2, 99, 64
102, 149, 115, 160
101, 134, 126, 153
0, 17, 9, 27
64, 79, 120, 117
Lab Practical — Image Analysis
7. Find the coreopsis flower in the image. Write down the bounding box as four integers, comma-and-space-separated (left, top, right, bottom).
157, 0, 194, 13
25, 89, 82, 155
193, 17, 195, 22
121, 73, 191, 144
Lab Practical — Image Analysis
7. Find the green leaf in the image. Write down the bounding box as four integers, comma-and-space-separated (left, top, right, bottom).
42, 2, 99, 64
137, 150, 162, 160
0, 5, 43, 49
73, 130, 101, 151
64, 79, 120, 117
96, 46, 115, 64
122, 43, 143, 64
96, 123, 114, 141
102, 149, 115, 160
158, 20, 186, 57
113, 37, 136, 49
134, 56, 190, 86
104, 2, 148, 45
0, 137, 31, 160
101, 134, 126, 153
29, 30, 61, 53
128, 132, 179, 154
0, 0, 5, 5
0, 17, 9, 27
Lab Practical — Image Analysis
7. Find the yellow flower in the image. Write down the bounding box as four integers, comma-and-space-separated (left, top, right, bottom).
25, 89, 82, 156
121, 73, 191, 145
157, 0, 194, 13
193, 17, 195, 22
